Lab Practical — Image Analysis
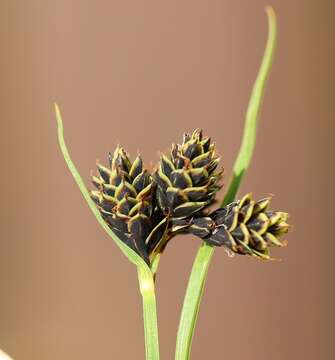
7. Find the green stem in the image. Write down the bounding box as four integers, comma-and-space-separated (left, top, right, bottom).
175, 7, 277, 360
138, 267, 160, 360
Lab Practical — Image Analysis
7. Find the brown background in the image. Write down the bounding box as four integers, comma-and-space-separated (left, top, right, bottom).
0, 0, 334, 359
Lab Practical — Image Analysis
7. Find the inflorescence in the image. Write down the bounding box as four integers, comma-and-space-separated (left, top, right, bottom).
91, 129, 289, 265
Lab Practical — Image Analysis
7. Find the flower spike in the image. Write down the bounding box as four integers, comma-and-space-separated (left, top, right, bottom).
91, 147, 165, 264
154, 129, 223, 221
186, 194, 290, 259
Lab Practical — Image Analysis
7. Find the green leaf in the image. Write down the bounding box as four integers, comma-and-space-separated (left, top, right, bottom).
222, 5, 277, 207
54, 103, 152, 272
175, 7, 278, 360
55, 104, 160, 360
175, 243, 214, 360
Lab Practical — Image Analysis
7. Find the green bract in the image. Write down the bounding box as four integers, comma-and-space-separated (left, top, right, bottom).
175, 6, 279, 360
55, 105, 160, 360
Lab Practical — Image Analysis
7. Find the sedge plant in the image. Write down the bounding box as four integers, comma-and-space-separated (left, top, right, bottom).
55, 6, 289, 360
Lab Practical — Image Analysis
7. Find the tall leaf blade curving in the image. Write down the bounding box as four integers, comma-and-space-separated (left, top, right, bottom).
175, 7, 278, 360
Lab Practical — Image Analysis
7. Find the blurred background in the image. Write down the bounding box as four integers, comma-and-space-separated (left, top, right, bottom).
0, 0, 334, 359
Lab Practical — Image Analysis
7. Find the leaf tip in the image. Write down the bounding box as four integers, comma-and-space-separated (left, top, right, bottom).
54, 103, 64, 134
54, 102, 60, 115
265, 5, 275, 17
265, 5, 277, 27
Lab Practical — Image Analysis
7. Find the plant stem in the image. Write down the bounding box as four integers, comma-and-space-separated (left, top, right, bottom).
138, 267, 160, 360
175, 7, 277, 360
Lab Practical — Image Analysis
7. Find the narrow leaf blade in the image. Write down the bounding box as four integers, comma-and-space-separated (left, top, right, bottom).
222, 6, 277, 206
54, 103, 151, 272
176, 7, 278, 360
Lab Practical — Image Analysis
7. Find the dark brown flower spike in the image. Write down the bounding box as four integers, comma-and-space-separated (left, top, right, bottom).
154, 129, 223, 221
91, 146, 165, 264
185, 193, 290, 259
